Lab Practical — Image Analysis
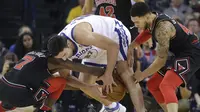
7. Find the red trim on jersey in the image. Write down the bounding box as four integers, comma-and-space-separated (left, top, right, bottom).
134, 29, 151, 45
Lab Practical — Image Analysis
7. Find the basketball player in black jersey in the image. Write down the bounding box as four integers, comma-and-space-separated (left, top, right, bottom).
0, 35, 106, 112
128, 2, 200, 112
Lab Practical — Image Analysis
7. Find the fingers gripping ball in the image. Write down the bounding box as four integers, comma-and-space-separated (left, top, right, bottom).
103, 70, 127, 102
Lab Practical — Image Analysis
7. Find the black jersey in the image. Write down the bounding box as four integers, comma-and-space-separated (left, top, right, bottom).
151, 12, 200, 56
4, 51, 51, 91
94, 0, 134, 29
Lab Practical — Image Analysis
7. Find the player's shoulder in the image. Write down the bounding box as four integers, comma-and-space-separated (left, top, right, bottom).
156, 20, 175, 33
26, 51, 48, 59
26, 51, 49, 67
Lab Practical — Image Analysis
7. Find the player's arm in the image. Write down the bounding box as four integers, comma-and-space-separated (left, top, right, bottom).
82, 0, 94, 15
59, 69, 105, 98
74, 23, 119, 77
133, 0, 145, 2
127, 30, 151, 67
58, 69, 89, 89
48, 58, 105, 77
51, 69, 79, 90
49, 67, 96, 91
65, 74, 106, 98
142, 21, 175, 77
66, 75, 94, 89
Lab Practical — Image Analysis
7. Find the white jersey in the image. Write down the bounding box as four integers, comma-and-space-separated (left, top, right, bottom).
58, 15, 131, 66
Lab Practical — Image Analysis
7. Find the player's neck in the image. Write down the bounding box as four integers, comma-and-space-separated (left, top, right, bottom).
147, 13, 157, 31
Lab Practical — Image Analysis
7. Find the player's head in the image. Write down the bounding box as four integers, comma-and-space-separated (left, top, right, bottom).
130, 2, 151, 30
47, 35, 73, 59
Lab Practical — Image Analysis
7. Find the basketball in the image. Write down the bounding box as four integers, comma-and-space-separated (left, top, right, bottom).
103, 70, 127, 102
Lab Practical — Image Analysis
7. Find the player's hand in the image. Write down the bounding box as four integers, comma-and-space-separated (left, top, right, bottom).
127, 47, 134, 67
98, 74, 117, 94
134, 70, 145, 83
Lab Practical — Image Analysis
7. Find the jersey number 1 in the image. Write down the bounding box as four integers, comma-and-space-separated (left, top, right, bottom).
100, 6, 115, 18
14, 55, 35, 70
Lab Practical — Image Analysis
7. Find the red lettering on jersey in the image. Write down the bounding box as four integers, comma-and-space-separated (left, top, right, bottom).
14, 55, 35, 70
99, 6, 115, 18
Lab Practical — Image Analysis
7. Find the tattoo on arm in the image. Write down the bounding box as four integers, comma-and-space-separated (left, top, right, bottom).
155, 21, 176, 58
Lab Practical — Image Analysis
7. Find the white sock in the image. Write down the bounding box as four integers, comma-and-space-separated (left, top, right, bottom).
105, 102, 117, 109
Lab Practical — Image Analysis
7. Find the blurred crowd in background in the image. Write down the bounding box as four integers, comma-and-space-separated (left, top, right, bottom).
0, 0, 200, 111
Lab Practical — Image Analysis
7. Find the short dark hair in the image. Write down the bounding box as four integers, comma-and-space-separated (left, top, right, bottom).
130, 2, 151, 17
47, 34, 68, 56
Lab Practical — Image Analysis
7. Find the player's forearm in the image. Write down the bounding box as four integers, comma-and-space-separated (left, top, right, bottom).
67, 61, 105, 76
57, 69, 82, 90
48, 58, 105, 76
134, 0, 145, 2
82, 0, 93, 15
106, 43, 119, 75
66, 75, 90, 89
142, 57, 166, 77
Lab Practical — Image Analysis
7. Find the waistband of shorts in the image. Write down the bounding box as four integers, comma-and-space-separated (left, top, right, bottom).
0, 76, 27, 89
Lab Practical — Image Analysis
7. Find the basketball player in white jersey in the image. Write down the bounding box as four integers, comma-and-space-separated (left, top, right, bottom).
57, 15, 145, 112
